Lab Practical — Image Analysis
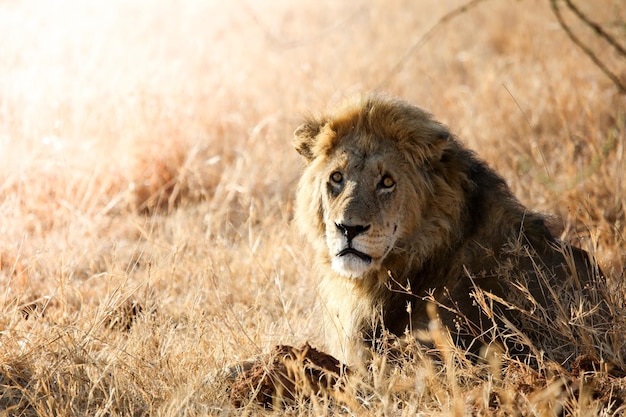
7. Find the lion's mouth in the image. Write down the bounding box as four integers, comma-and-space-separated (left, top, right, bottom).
337, 248, 372, 263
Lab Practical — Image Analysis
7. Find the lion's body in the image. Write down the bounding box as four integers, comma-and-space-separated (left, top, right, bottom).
294, 94, 605, 366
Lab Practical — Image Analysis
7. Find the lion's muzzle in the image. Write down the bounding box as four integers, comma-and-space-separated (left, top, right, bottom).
329, 223, 377, 278
327, 220, 399, 278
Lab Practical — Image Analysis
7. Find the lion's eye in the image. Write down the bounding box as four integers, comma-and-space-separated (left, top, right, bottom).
330, 171, 343, 184
380, 175, 395, 189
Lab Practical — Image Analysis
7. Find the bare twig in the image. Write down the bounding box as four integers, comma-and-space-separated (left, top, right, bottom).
376, 0, 491, 89
549, 0, 626, 94
563, 0, 626, 57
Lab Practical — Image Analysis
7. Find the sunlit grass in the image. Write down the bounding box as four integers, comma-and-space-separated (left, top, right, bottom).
0, 0, 624, 415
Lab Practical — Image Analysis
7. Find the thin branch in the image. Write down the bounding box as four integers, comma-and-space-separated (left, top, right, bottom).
550, 0, 626, 94
376, 0, 491, 89
563, 0, 626, 57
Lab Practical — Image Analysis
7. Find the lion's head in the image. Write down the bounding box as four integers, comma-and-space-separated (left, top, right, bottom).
294, 94, 471, 280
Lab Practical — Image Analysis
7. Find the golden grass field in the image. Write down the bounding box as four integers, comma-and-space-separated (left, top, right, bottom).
1, 0, 625, 415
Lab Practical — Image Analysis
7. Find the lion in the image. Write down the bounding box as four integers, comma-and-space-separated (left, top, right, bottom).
293, 93, 609, 368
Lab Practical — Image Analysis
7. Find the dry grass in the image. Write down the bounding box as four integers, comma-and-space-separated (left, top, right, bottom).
0, 0, 624, 415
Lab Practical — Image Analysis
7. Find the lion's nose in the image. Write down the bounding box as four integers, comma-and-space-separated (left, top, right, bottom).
336, 223, 370, 242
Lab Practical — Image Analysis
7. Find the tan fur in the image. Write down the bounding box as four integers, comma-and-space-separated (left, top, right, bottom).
294, 93, 605, 366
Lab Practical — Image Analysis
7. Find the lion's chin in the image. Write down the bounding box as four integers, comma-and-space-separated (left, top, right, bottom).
331, 254, 374, 279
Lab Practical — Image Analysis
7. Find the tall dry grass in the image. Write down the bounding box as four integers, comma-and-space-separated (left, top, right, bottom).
0, 0, 624, 415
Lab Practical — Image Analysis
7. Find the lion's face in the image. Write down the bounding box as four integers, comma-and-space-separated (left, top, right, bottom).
294, 94, 463, 281
319, 141, 408, 278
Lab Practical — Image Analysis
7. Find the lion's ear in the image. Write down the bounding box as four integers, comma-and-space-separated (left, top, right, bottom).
294, 121, 322, 162
435, 126, 451, 142
427, 124, 452, 162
